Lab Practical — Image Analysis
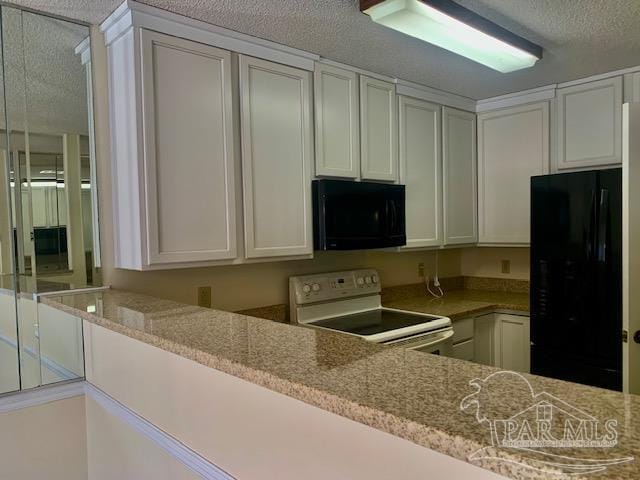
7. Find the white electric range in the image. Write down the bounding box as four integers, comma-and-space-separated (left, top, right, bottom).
289, 269, 454, 354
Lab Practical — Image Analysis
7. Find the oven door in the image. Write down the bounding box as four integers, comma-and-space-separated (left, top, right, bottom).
384, 328, 454, 356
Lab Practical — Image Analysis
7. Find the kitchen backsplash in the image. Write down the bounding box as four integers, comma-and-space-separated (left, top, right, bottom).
99, 243, 528, 312
238, 275, 530, 323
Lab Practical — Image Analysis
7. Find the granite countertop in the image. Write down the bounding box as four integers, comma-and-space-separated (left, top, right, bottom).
41, 289, 639, 480
0, 274, 105, 297
383, 289, 529, 320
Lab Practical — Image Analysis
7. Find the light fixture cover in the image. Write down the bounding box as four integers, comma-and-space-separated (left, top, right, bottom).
361, 0, 542, 73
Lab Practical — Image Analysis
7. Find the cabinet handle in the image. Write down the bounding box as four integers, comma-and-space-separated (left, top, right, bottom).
634, 330, 640, 344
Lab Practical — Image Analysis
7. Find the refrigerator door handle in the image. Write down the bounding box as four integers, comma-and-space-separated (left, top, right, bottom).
588, 189, 597, 260
597, 188, 609, 263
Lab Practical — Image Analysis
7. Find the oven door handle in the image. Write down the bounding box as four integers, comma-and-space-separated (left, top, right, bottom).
406, 329, 454, 350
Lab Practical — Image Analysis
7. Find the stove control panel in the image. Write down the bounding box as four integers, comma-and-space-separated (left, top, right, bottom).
289, 269, 381, 305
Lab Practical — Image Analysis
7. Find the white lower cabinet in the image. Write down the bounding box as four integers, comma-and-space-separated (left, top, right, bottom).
471, 313, 530, 373
452, 339, 475, 362
399, 96, 441, 248
477, 102, 549, 245
474, 314, 496, 366
495, 314, 530, 373
239, 56, 314, 258
451, 317, 475, 361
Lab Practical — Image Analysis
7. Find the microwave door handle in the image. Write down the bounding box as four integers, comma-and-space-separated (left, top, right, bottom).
388, 199, 397, 235
597, 188, 609, 263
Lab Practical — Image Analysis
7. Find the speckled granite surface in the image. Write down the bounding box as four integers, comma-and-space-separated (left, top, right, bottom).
383, 289, 529, 320
41, 289, 639, 480
237, 304, 288, 323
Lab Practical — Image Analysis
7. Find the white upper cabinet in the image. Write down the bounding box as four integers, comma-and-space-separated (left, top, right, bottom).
478, 102, 549, 245
106, 27, 238, 270
398, 96, 441, 248
360, 76, 398, 181
557, 76, 622, 170
314, 63, 359, 178
140, 31, 237, 265
239, 56, 314, 259
442, 107, 477, 245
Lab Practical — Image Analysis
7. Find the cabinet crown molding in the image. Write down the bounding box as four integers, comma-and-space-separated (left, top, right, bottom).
74, 36, 91, 65
100, 0, 319, 70
476, 84, 556, 112
395, 78, 476, 113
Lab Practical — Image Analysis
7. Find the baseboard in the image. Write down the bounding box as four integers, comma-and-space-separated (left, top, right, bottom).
0, 380, 85, 413
84, 383, 235, 480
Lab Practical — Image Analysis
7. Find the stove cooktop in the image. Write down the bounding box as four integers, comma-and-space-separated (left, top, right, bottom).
310, 308, 446, 338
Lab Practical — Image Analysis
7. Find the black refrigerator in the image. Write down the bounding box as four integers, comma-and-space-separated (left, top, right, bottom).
530, 168, 622, 391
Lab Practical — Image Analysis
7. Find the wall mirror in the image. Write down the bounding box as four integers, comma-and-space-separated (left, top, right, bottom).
0, 6, 97, 394
3, 6, 100, 290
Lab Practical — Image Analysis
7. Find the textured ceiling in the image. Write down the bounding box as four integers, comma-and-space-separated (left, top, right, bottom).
0, 6, 90, 138
7, 0, 640, 99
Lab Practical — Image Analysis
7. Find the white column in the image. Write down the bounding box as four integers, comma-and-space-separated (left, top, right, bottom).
63, 133, 87, 286
0, 150, 13, 275
622, 102, 640, 394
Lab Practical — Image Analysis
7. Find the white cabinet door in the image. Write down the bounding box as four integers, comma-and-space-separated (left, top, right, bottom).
314, 63, 359, 178
140, 30, 237, 265
478, 102, 549, 244
451, 339, 475, 361
240, 56, 313, 259
495, 314, 530, 373
557, 76, 622, 170
474, 314, 496, 366
442, 107, 477, 245
360, 76, 398, 181
399, 96, 441, 248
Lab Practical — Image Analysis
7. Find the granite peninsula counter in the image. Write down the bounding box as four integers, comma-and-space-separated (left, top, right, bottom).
41, 289, 639, 480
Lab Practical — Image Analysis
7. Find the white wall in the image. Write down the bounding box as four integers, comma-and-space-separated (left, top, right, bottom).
0, 290, 19, 394
0, 396, 88, 480
85, 394, 201, 480
459, 247, 530, 280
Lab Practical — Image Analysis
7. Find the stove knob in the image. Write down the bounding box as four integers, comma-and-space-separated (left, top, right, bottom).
356, 277, 365, 286
312, 283, 321, 292
365, 276, 372, 284
372, 275, 378, 284
302, 284, 311, 294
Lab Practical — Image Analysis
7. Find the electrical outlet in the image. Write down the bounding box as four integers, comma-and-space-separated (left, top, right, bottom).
501, 259, 511, 274
418, 262, 425, 277
197, 286, 212, 308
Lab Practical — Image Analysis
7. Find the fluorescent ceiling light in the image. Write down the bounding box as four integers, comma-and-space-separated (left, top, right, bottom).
361, 0, 542, 73
10, 181, 91, 189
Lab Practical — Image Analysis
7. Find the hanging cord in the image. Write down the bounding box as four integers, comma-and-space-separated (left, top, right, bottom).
424, 251, 444, 298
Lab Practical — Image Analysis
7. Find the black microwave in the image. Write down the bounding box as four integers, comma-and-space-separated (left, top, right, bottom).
312, 179, 406, 250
